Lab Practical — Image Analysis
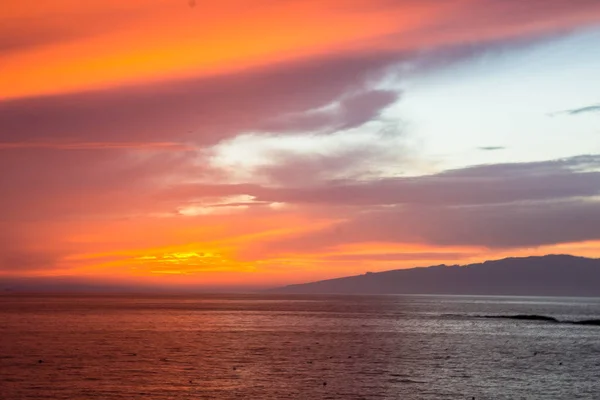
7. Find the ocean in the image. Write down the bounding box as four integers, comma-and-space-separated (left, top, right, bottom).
1, 294, 599, 399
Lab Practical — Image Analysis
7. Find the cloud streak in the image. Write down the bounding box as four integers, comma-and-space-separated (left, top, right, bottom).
193, 155, 600, 207
0, 52, 399, 146
554, 104, 600, 116
0, 141, 193, 151
234, 155, 600, 255
259, 90, 400, 133
479, 146, 505, 151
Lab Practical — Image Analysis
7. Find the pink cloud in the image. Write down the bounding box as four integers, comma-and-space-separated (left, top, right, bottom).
2, 0, 600, 281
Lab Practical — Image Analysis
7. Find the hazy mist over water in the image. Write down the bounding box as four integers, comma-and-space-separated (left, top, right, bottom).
1, 294, 600, 399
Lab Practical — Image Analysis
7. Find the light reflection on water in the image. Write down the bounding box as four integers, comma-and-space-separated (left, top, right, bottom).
1, 294, 599, 399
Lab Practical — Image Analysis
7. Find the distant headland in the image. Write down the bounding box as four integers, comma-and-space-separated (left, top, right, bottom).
267, 255, 600, 297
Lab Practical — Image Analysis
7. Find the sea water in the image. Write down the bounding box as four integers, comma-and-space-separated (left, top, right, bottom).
1, 294, 599, 399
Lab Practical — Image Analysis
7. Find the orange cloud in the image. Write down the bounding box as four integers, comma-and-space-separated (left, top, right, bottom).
2, 0, 600, 288
3, 0, 600, 100
0, 0, 429, 99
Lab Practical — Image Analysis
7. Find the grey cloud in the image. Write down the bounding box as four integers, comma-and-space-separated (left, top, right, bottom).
259, 90, 399, 133
166, 155, 600, 207
479, 146, 505, 151
0, 52, 400, 146
564, 104, 600, 116
260, 142, 406, 186
549, 104, 600, 117
254, 197, 600, 254
217, 154, 600, 254
338, 91, 399, 129
252, 155, 600, 206
352, 198, 600, 248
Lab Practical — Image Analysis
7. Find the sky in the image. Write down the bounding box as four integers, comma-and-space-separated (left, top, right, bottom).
1, 0, 600, 290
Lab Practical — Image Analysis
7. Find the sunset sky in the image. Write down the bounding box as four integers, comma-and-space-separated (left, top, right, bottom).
1, 0, 600, 289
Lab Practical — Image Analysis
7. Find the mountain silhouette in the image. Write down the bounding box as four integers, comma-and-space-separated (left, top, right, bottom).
268, 255, 600, 296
